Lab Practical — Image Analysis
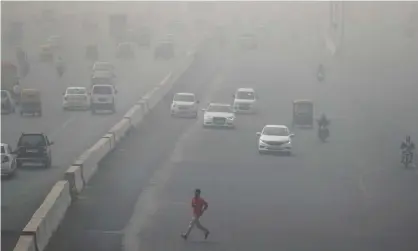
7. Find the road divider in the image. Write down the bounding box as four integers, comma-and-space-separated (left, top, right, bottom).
109, 118, 131, 143
18, 181, 71, 251
12, 39, 203, 251
65, 165, 85, 198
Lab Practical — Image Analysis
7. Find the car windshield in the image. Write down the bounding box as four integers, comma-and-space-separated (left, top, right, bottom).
207, 105, 232, 113
93, 86, 113, 95
67, 88, 86, 95
18, 135, 46, 147
174, 94, 194, 102
236, 91, 255, 100
1, 146, 5, 153
263, 127, 288, 136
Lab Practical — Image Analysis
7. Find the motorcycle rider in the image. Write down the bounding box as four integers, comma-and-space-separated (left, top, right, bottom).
317, 113, 330, 128
401, 135, 415, 163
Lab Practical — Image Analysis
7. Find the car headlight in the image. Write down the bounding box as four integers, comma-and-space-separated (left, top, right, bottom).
227, 116, 235, 120
259, 140, 267, 145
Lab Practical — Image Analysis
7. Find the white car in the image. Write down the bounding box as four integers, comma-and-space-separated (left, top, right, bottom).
1, 143, 17, 177
202, 103, 236, 128
90, 84, 117, 114
62, 87, 90, 110
233, 88, 258, 113
171, 93, 199, 118
257, 125, 294, 155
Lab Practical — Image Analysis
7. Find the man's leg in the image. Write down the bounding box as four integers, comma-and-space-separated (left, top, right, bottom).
182, 217, 197, 238
194, 218, 209, 234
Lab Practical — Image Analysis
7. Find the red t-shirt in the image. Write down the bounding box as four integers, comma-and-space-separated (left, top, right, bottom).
192, 197, 208, 217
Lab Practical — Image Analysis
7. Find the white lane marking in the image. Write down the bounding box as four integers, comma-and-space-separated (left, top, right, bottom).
48, 115, 76, 140
122, 74, 224, 251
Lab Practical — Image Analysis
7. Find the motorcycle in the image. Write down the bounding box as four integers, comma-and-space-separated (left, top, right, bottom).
318, 126, 329, 143
401, 151, 413, 168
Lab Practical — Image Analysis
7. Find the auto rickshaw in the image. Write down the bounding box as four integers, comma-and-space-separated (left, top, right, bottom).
39, 44, 54, 62
292, 99, 314, 128
20, 89, 42, 116
85, 44, 99, 61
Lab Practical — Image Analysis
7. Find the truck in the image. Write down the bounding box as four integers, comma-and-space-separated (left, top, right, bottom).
109, 14, 127, 41
1, 61, 20, 101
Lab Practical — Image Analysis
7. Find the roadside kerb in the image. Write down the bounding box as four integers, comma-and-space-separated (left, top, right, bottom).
20, 181, 71, 251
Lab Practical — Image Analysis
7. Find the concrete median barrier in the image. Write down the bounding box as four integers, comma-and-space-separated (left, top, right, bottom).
137, 99, 149, 115
64, 165, 84, 198
103, 133, 116, 150
142, 86, 162, 110
74, 137, 111, 183
124, 104, 144, 129
109, 118, 131, 143
12, 235, 36, 251
20, 181, 71, 251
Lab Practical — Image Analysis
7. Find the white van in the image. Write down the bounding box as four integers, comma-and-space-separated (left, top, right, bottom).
233, 88, 257, 114
90, 84, 117, 114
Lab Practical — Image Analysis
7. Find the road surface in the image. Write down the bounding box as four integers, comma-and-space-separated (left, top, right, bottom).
44, 26, 418, 251
1, 13, 198, 251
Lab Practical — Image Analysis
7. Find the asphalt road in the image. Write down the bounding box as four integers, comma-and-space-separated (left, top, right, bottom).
23, 22, 418, 251
1, 14, 198, 251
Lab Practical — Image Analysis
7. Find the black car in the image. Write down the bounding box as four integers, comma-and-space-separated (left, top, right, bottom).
154, 41, 174, 60
14, 133, 53, 168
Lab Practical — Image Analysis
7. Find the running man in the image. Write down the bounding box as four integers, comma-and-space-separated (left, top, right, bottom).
181, 189, 210, 240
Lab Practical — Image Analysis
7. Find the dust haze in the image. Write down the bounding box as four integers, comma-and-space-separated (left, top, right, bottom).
2, 1, 418, 251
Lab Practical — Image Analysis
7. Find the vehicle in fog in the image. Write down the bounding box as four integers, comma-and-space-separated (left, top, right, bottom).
91, 71, 116, 86
85, 44, 99, 61
1, 61, 20, 100
14, 133, 53, 168
1, 90, 16, 114
20, 89, 42, 116
202, 103, 236, 128
133, 26, 151, 47
90, 84, 117, 114
62, 87, 90, 110
171, 92, 199, 118
154, 40, 175, 60
92, 61, 115, 73
257, 125, 294, 155
47, 35, 62, 50
109, 14, 127, 41
116, 42, 136, 59
232, 88, 258, 114
1, 143, 17, 177
292, 99, 314, 128
239, 33, 258, 50
39, 44, 54, 62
